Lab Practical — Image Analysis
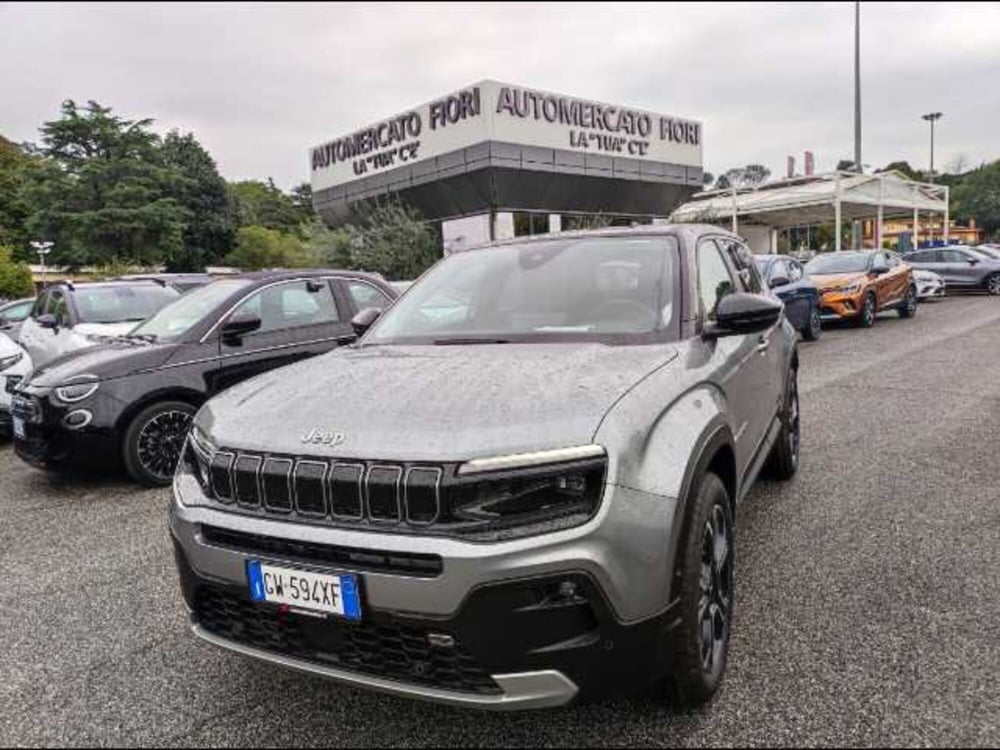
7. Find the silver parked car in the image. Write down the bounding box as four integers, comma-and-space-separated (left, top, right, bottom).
903, 246, 1000, 296
170, 226, 800, 709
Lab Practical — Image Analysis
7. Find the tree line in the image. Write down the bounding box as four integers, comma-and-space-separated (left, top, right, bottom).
0, 100, 439, 298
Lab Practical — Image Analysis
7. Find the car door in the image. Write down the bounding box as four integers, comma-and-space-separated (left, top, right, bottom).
209, 277, 355, 395
698, 238, 773, 478
869, 251, 897, 308
884, 251, 909, 303
933, 249, 969, 287
952, 248, 986, 287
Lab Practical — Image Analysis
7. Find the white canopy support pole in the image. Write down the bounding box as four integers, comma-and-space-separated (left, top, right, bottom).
913, 206, 919, 249
834, 171, 842, 251
876, 176, 884, 250
943, 186, 950, 244
731, 187, 738, 234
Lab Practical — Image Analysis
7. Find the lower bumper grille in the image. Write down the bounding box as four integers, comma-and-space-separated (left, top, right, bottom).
194, 585, 502, 695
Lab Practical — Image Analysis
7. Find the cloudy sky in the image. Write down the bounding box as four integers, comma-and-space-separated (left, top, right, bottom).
2, 2, 997, 188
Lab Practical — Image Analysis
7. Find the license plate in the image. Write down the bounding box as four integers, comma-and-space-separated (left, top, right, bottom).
247, 560, 361, 620
13, 416, 25, 439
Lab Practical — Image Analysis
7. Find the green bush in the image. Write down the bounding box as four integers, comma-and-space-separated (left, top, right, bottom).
0, 244, 35, 299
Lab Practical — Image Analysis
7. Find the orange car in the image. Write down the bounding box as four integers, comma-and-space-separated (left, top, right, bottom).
803, 250, 918, 327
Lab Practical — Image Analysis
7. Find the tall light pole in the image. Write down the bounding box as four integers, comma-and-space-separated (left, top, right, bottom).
851, 0, 863, 249
922, 112, 943, 183
30, 241, 53, 288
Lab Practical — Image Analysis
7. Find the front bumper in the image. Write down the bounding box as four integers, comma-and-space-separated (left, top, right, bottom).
10, 389, 121, 470
817, 290, 864, 321
170, 476, 681, 709
916, 280, 946, 299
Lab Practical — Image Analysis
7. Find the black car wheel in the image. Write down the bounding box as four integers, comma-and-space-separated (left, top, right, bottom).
803, 307, 822, 341
897, 286, 918, 318
667, 472, 734, 706
766, 367, 800, 480
855, 293, 876, 328
986, 273, 1000, 296
123, 401, 196, 486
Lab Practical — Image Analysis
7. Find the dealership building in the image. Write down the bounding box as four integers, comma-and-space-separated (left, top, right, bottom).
310, 81, 704, 252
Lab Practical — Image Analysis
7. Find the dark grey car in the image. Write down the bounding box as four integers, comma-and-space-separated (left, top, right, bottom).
170, 226, 801, 710
903, 246, 1000, 295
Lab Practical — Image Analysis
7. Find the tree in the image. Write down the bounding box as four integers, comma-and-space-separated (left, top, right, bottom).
0, 136, 43, 254
290, 182, 315, 224
0, 244, 34, 299
836, 159, 857, 172
224, 226, 312, 270
716, 164, 771, 190
21, 100, 189, 268
702, 172, 714, 187
228, 179, 303, 234
301, 218, 352, 268
876, 161, 924, 181
159, 131, 235, 270
952, 160, 1000, 240
343, 200, 438, 280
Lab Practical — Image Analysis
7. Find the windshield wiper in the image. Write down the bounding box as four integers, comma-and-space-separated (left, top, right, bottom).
432, 337, 511, 346
125, 333, 158, 343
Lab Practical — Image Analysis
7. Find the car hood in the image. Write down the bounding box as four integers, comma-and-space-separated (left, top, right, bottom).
28, 340, 177, 388
810, 272, 865, 291
198, 343, 679, 461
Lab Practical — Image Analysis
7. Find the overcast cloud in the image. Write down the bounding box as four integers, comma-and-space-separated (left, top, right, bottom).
2, 2, 998, 188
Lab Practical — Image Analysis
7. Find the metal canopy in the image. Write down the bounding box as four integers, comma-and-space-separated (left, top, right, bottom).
670, 171, 949, 250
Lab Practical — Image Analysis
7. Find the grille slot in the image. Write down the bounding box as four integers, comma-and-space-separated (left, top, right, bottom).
210, 452, 235, 503
367, 465, 402, 522
262, 458, 293, 512
201, 526, 443, 577
330, 463, 364, 519
194, 585, 499, 695
404, 467, 441, 525
294, 461, 328, 516
234, 455, 262, 507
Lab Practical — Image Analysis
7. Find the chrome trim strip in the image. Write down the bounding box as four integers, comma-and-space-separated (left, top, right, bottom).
261, 457, 294, 513
293, 459, 330, 517
233, 454, 263, 508
329, 462, 365, 521
211, 451, 236, 503
162, 334, 346, 371
366, 464, 403, 523
457, 445, 607, 476
403, 466, 442, 526
191, 624, 579, 710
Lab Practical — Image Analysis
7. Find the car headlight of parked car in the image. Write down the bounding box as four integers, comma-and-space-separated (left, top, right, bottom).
0, 352, 23, 372
54, 375, 100, 403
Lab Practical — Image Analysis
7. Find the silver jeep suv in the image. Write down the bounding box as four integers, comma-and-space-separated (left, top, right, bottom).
170, 225, 800, 709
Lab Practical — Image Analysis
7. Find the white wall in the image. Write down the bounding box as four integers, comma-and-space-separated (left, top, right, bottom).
442, 213, 491, 254
740, 225, 777, 254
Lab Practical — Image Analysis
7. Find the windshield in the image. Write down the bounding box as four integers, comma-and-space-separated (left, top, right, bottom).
753, 258, 771, 273
365, 235, 678, 345
131, 279, 252, 341
805, 253, 870, 275
975, 246, 1000, 259
74, 284, 179, 325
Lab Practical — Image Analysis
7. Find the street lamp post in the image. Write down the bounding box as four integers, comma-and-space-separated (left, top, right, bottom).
851, 0, 863, 249
922, 112, 943, 183
30, 241, 54, 288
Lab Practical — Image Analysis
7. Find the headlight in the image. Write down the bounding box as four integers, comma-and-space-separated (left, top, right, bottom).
181, 424, 215, 491
835, 282, 862, 295
447, 447, 608, 540
55, 375, 100, 403
0, 352, 23, 372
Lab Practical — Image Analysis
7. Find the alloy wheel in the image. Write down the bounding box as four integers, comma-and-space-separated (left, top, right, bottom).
136, 410, 193, 481
863, 296, 875, 326
698, 504, 733, 675
988, 274, 1000, 296
787, 375, 800, 465
809, 309, 822, 339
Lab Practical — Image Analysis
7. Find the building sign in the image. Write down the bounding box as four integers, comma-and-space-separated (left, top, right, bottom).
310, 80, 702, 192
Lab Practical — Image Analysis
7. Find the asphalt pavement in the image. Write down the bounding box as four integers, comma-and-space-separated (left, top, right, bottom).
1, 295, 999, 747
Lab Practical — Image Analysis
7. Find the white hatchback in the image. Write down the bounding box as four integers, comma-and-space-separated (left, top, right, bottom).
0, 334, 32, 437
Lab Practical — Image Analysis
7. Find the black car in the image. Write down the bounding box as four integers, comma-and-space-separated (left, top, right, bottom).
753, 254, 822, 340
11, 270, 397, 485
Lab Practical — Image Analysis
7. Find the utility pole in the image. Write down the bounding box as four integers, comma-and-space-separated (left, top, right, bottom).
922, 112, 943, 183
851, 0, 862, 249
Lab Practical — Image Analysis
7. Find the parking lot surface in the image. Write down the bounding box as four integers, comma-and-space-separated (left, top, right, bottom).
2, 296, 999, 747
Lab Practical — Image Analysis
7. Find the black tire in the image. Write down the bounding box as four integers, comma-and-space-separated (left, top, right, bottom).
123, 401, 196, 487
897, 285, 918, 318
855, 292, 876, 328
985, 273, 1000, 296
802, 307, 822, 341
765, 367, 800, 480
666, 472, 734, 706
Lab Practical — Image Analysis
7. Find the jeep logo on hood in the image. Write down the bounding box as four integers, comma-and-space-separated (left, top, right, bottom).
300, 428, 346, 447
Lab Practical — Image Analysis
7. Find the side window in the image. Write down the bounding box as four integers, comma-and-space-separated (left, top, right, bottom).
886, 252, 901, 268
697, 241, 737, 322
788, 261, 804, 282
50, 291, 70, 326
719, 240, 762, 293
230, 280, 340, 335
346, 281, 391, 312
941, 250, 964, 263
770, 259, 790, 283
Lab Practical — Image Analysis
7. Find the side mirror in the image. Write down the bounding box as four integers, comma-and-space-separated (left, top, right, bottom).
220, 312, 261, 341
769, 275, 790, 289
351, 307, 382, 337
968, 258, 979, 265
36, 313, 59, 331
704, 293, 783, 338
871, 264, 890, 276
